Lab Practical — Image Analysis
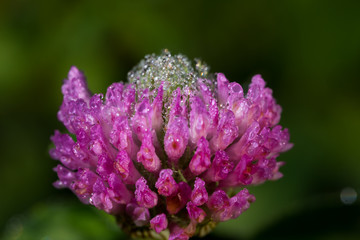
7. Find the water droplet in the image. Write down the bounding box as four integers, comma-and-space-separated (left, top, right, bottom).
89, 194, 94, 204
340, 187, 357, 205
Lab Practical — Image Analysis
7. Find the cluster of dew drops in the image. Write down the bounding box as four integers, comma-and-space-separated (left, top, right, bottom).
127, 49, 216, 125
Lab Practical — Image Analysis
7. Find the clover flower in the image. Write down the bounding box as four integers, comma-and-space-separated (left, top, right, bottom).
50, 50, 292, 239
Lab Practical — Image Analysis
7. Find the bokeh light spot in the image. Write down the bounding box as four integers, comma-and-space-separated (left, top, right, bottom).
340, 187, 357, 205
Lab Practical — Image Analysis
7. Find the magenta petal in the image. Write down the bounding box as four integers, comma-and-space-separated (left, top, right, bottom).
166, 181, 192, 214
106, 83, 135, 116
53, 165, 75, 189
207, 190, 232, 222
222, 155, 254, 187
107, 173, 132, 204
189, 96, 210, 144
105, 82, 124, 107
164, 116, 189, 164
169, 224, 189, 240
126, 202, 150, 227
70, 168, 98, 204
229, 188, 255, 219
132, 97, 152, 142
204, 150, 233, 182
135, 177, 158, 208
150, 213, 168, 233
104, 82, 136, 117
88, 124, 108, 157
216, 73, 230, 105
189, 137, 211, 176
198, 81, 219, 131
191, 178, 208, 206
210, 110, 238, 151
110, 116, 138, 158
155, 169, 179, 197
227, 121, 260, 161
151, 84, 164, 132
62, 66, 91, 103
114, 150, 140, 184
247, 74, 283, 128
137, 132, 161, 173
90, 178, 120, 214
168, 88, 184, 123
186, 201, 206, 223
50, 130, 77, 170
96, 154, 114, 179
247, 74, 265, 102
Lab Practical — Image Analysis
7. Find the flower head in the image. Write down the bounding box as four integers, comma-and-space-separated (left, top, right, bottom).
51, 50, 292, 239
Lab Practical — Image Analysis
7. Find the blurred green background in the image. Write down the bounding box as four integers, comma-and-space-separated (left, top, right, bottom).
1, 0, 360, 239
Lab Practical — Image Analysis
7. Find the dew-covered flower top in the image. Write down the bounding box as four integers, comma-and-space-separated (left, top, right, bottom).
50, 51, 292, 240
